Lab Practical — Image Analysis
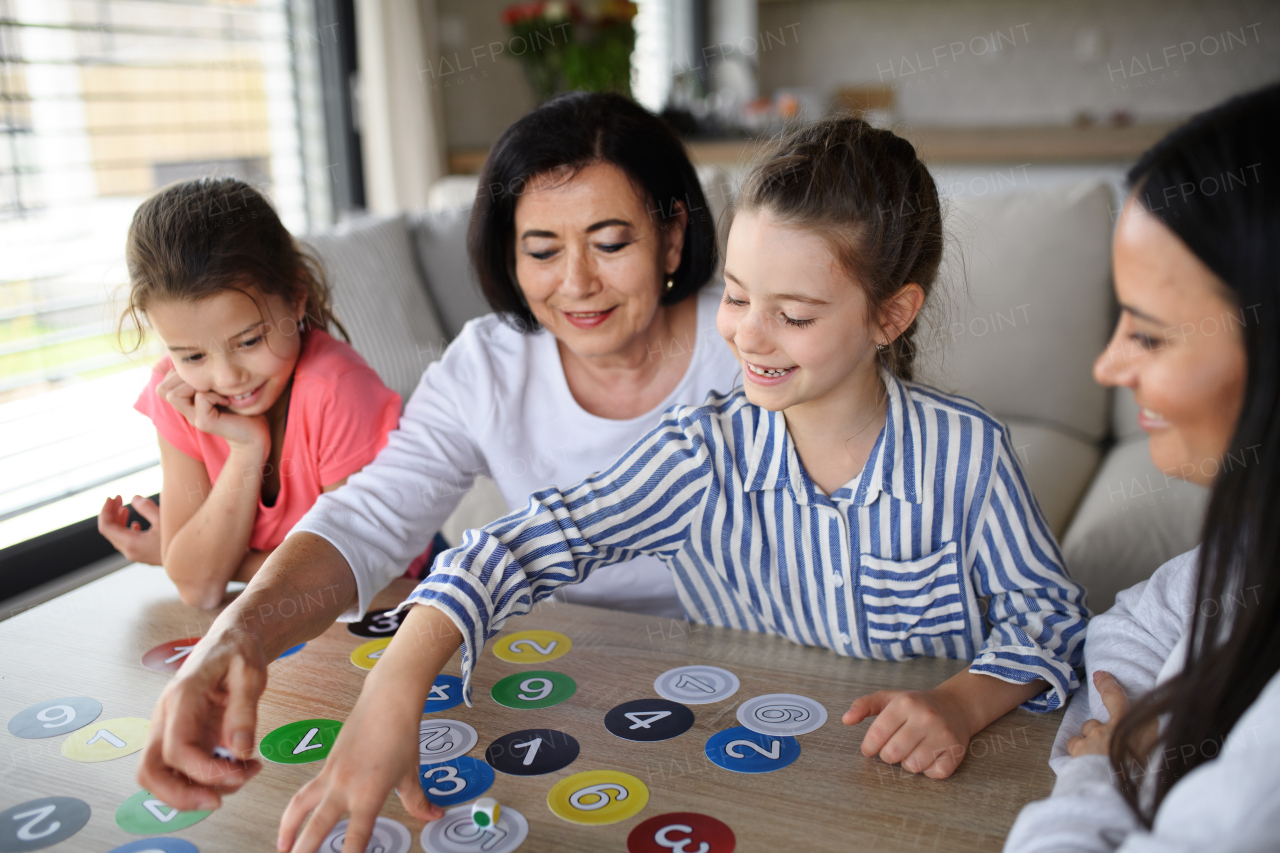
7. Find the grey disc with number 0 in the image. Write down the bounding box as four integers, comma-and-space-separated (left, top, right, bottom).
0, 797, 91, 852
421, 804, 529, 853
418, 720, 478, 763
736, 693, 829, 736
7, 697, 101, 739
654, 665, 740, 705
320, 817, 411, 853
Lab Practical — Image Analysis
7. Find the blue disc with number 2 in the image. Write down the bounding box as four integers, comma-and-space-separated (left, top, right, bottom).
705, 726, 800, 773
423, 674, 464, 713
419, 755, 495, 806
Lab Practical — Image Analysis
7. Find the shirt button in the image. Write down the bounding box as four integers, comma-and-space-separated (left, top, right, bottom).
839, 633, 851, 645
979, 652, 997, 664
831, 574, 845, 587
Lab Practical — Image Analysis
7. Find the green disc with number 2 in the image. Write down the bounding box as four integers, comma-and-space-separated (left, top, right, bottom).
490, 671, 576, 709
259, 718, 343, 764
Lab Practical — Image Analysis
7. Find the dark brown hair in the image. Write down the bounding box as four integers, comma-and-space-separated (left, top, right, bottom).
731, 116, 943, 380
119, 177, 346, 349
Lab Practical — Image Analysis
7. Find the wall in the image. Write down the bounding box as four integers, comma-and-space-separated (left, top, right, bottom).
757, 0, 1280, 126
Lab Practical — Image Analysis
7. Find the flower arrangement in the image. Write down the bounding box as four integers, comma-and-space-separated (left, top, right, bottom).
501, 1, 637, 103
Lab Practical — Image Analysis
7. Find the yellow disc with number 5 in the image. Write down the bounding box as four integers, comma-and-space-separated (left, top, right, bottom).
350, 637, 392, 670
61, 717, 150, 762
492, 630, 571, 664
546, 770, 649, 825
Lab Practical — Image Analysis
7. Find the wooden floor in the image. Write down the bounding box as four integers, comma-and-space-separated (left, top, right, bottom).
0, 565, 1063, 852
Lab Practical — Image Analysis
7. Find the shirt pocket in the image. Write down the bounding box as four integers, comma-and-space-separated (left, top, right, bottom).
858, 541, 966, 647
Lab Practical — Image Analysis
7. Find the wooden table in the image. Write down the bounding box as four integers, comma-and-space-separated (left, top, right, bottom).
0, 566, 1062, 852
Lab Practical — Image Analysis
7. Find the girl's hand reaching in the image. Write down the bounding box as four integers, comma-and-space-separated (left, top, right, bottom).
98, 494, 162, 564
157, 368, 270, 454
843, 687, 976, 779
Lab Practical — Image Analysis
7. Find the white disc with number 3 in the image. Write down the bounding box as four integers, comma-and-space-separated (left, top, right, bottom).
736, 693, 828, 736
421, 804, 529, 853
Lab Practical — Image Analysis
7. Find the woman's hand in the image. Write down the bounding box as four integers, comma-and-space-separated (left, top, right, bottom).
1067, 670, 1130, 757
98, 494, 162, 564
157, 368, 270, 453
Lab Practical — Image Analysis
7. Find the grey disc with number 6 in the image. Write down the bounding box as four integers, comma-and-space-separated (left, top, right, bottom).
418, 720, 478, 763
736, 693, 828, 736
653, 665, 740, 705
321, 817, 412, 853
0, 797, 91, 852
7, 698, 101, 739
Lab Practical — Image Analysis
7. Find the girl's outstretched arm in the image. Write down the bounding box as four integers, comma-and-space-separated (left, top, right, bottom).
277, 604, 458, 853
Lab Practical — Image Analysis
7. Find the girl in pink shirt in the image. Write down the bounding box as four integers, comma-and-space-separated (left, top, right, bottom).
99, 178, 405, 609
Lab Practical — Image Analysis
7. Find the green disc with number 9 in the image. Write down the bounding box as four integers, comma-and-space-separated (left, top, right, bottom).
259, 718, 343, 764
490, 671, 576, 709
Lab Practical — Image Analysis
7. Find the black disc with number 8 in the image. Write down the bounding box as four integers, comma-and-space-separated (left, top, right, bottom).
485, 728, 579, 776
347, 608, 403, 638
604, 698, 695, 743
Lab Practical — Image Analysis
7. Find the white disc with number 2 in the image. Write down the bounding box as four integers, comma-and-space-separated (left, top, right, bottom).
421, 804, 529, 853
418, 720, 478, 763
736, 693, 828, 736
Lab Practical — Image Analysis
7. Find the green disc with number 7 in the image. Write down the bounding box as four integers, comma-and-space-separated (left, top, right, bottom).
259, 718, 343, 764
115, 789, 211, 834
491, 671, 576, 709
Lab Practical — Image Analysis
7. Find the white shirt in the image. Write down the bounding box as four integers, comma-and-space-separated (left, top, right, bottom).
292, 284, 741, 620
1006, 548, 1280, 852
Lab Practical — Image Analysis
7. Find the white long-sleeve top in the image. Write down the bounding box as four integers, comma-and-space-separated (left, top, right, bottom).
1005, 548, 1280, 852
292, 285, 741, 620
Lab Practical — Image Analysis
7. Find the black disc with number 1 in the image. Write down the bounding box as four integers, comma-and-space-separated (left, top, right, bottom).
605, 698, 695, 743
484, 728, 579, 776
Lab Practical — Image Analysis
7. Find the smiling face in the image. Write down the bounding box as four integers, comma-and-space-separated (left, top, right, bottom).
1094, 197, 1247, 486
512, 161, 684, 360
146, 287, 306, 416
717, 208, 889, 414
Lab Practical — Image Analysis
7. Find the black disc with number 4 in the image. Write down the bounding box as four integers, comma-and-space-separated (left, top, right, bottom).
347, 608, 403, 638
604, 698, 695, 743
484, 728, 579, 776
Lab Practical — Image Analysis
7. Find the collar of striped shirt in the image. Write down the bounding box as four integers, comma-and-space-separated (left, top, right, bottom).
743, 369, 925, 507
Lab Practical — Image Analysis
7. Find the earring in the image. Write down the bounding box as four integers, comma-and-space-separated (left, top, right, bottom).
875, 343, 886, 353
665, 277, 675, 291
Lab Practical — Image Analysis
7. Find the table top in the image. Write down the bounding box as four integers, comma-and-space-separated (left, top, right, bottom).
0, 565, 1062, 852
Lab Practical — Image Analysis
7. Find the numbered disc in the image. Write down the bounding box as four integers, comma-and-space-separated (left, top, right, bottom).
547, 770, 649, 826
259, 718, 342, 764
7, 697, 101, 739
604, 698, 695, 743
115, 790, 211, 835
419, 756, 495, 807
704, 726, 800, 774
350, 637, 392, 670
320, 817, 412, 853
420, 804, 528, 853
276, 642, 306, 660
141, 638, 203, 673
654, 665, 740, 705
60, 717, 149, 762
492, 630, 571, 664
419, 720, 478, 763
347, 608, 405, 638
628, 813, 736, 853
736, 693, 828, 737
424, 674, 465, 713
0, 797, 90, 851
490, 671, 576, 710
107, 839, 199, 853
485, 729, 579, 776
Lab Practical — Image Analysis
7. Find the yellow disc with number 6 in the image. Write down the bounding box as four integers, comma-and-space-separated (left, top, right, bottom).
350, 637, 392, 670
546, 770, 649, 825
61, 717, 149, 762
492, 629, 571, 663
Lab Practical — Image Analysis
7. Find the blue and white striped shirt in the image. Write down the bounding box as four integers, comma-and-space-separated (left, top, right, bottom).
405, 372, 1088, 712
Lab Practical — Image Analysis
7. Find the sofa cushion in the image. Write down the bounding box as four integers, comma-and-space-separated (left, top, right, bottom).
1062, 435, 1209, 613
407, 207, 492, 340
1003, 418, 1101, 539
303, 214, 448, 402
915, 181, 1116, 443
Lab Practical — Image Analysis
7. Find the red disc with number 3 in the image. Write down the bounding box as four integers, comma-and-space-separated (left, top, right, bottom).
627, 812, 736, 853
141, 637, 203, 673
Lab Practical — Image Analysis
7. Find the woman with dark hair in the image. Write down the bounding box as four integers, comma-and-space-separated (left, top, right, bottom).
135, 92, 740, 810
1005, 82, 1280, 850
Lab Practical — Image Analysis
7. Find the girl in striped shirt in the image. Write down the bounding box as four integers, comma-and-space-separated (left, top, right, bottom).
279, 118, 1087, 848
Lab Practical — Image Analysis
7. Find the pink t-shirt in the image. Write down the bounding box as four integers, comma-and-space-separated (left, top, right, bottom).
134, 329, 402, 553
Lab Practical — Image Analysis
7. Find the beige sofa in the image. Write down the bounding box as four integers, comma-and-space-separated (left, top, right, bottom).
304, 174, 1206, 616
